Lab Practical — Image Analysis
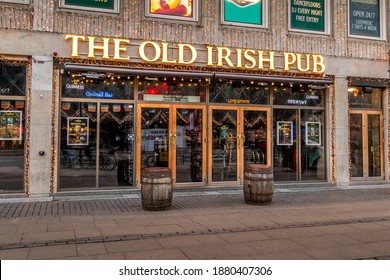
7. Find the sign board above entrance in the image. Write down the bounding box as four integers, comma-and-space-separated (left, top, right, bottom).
64, 34, 326, 74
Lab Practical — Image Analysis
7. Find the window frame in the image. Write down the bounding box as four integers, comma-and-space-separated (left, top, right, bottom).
59, 0, 120, 14
0, 0, 29, 4
145, 0, 199, 22
288, 0, 331, 35
220, 0, 268, 29
347, 0, 386, 41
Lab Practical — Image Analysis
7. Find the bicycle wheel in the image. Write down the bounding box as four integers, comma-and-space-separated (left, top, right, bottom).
80, 155, 91, 169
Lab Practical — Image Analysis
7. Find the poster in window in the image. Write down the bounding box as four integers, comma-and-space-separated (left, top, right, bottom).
222, 0, 263, 26
276, 121, 293, 146
147, 0, 196, 19
306, 122, 321, 146
0, 111, 22, 140
67, 117, 89, 146
349, 0, 381, 38
290, 0, 325, 32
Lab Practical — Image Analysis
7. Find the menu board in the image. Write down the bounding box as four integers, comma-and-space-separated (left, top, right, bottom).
290, 0, 325, 32
349, 0, 381, 38
0, 111, 22, 140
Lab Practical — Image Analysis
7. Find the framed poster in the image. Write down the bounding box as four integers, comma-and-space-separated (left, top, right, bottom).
306, 122, 321, 146
221, 0, 267, 28
289, 0, 329, 34
0, 111, 22, 140
60, 0, 119, 13
67, 117, 89, 146
276, 121, 293, 146
146, 0, 198, 21
0, 0, 29, 4
348, 0, 384, 39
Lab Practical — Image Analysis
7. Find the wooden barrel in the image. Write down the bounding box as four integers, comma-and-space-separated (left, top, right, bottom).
141, 167, 172, 211
243, 164, 274, 204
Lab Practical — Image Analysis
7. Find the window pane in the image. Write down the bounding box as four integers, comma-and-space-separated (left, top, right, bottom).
59, 102, 97, 189
62, 74, 134, 100
273, 85, 323, 107
349, 87, 381, 109
0, 64, 26, 97
210, 82, 269, 104
138, 78, 206, 102
0, 100, 25, 192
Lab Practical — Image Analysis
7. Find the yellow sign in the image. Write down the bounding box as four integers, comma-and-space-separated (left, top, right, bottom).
65, 34, 326, 74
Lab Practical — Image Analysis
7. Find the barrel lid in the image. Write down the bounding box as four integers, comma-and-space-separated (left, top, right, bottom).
245, 164, 272, 172
142, 167, 172, 178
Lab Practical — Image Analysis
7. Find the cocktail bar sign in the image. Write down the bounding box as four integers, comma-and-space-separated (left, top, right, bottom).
65, 34, 326, 74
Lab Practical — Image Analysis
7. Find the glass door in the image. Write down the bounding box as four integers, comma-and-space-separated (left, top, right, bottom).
243, 109, 270, 165
137, 105, 206, 187
350, 111, 383, 179
209, 108, 239, 183
209, 107, 270, 185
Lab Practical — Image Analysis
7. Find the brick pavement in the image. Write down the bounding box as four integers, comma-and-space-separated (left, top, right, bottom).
0, 186, 390, 260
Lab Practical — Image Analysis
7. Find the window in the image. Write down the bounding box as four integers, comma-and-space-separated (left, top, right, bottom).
221, 0, 268, 28
0, 0, 29, 4
289, 0, 330, 34
348, 0, 386, 40
59, 0, 120, 14
145, 0, 199, 22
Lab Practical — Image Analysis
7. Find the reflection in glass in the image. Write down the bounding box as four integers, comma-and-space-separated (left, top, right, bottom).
368, 114, 381, 177
350, 114, 363, 177
273, 85, 323, 107
0, 100, 25, 192
138, 78, 205, 102
210, 82, 269, 104
99, 104, 134, 187
349, 88, 382, 109
243, 110, 267, 165
176, 109, 203, 183
212, 110, 237, 182
62, 74, 134, 100
141, 108, 169, 168
59, 102, 97, 189
273, 109, 298, 181
301, 110, 325, 180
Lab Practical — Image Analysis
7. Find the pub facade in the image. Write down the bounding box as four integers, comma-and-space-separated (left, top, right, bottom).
0, 0, 389, 197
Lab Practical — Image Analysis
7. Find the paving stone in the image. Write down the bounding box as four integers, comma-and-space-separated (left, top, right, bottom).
28, 244, 77, 260
157, 235, 203, 249
76, 243, 107, 256
104, 239, 162, 254
0, 248, 30, 260
21, 231, 75, 243
179, 244, 232, 260
93, 253, 126, 260
124, 248, 189, 260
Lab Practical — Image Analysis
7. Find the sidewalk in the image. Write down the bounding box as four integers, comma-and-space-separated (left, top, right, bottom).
0, 185, 390, 260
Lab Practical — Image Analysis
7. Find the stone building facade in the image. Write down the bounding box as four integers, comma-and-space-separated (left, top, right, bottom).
0, 0, 389, 198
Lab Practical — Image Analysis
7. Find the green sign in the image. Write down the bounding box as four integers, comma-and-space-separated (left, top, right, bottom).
290, 0, 325, 32
64, 0, 115, 10
223, 0, 263, 26
349, 0, 380, 38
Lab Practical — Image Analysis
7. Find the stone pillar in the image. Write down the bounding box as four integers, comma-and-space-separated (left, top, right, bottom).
334, 77, 350, 186
28, 56, 53, 196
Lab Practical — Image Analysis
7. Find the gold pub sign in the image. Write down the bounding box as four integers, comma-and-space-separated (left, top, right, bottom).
65, 34, 326, 74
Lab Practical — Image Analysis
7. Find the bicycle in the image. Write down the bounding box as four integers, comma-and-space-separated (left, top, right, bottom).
60, 150, 81, 169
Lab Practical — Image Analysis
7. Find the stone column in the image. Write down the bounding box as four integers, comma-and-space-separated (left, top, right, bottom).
28, 56, 53, 196
334, 77, 350, 186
